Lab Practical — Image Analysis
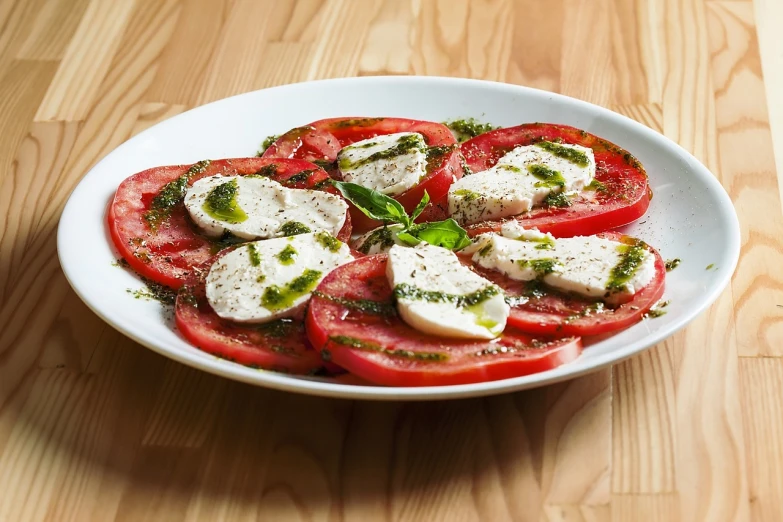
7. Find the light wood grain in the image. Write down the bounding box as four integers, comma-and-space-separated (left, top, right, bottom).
0, 0, 781, 520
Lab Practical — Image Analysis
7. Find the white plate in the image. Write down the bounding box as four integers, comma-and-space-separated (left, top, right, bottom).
57, 76, 740, 400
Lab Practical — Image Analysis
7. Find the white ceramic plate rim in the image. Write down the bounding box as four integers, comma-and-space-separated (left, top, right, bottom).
57, 76, 740, 400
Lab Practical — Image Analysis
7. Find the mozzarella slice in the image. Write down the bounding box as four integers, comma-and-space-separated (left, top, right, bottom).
338, 132, 427, 196
206, 233, 353, 323
463, 222, 655, 305
448, 141, 595, 224
386, 243, 509, 339
352, 224, 408, 254
185, 175, 348, 240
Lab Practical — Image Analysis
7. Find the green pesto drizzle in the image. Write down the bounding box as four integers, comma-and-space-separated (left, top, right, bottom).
607, 241, 647, 292
312, 291, 396, 316
586, 179, 608, 192
644, 300, 670, 319
706, 263, 716, 271
527, 164, 566, 188
312, 159, 337, 171
444, 118, 498, 142
358, 226, 396, 254
261, 269, 322, 311
144, 159, 211, 229
543, 191, 571, 208
536, 140, 589, 167
257, 134, 281, 155
209, 231, 245, 254
515, 234, 555, 250
498, 164, 522, 173
283, 169, 314, 185
328, 335, 448, 362
665, 258, 681, 272
203, 179, 248, 223
314, 231, 342, 252
251, 164, 279, 178
478, 243, 494, 257
255, 318, 296, 338
339, 134, 426, 171
452, 188, 482, 202
518, 258, 559, 275
424, 145, 455, 173
280, 221, 312, 236
393, 283, 500, 308
331, 118, 385, 129
246, 243, 261, 266
275, 244, 298, 265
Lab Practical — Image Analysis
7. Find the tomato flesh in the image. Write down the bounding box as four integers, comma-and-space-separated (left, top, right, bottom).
108, 158, 351, 289
175, 257, 323, 374
468, 232, 666, 336
263, 117, 462, 233
305, 255, 582, 387
460, 123, 651, 238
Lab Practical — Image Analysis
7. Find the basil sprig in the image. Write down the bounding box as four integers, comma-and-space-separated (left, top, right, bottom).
332, 181, 471, 251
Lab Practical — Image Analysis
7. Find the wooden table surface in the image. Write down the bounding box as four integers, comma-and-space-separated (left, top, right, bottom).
1, 0, 782, 520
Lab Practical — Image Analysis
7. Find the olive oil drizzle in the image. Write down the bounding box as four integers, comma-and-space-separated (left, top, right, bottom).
328, 335, 448, 362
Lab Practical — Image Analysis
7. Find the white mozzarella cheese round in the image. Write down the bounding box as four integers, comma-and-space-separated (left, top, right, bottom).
386, 243, 509, 340
352, 224, 408, 254
205, 233, 353, 323
337, 132, 427, 196
448, 141, 595, 224
463, 223, 655, 305
185, 175, 348, 240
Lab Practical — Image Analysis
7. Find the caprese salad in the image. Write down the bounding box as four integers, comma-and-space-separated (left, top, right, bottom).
109, 117, 669, 387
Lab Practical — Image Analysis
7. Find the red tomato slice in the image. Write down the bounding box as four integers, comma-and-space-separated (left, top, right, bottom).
108, 158, 351, 289
305, 255, 582, 387
174, 257, 323, 374
263, 117, 462, 233
469, 232, 666, 337
460, 123, 651, 238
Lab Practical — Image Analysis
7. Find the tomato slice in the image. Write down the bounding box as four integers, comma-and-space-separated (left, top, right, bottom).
468, 232, 666, 337
174, 257, 324, 374
305, 255, 582, 387
108, 158, 351, 289
263, 117, 462, 233
460, 123, 651, 238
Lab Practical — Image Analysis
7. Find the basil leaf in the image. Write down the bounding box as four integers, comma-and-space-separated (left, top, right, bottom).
405, 219, 472, 250
410, 191, 430, 222
332, 181, 410, 226
395, 230, 421, 247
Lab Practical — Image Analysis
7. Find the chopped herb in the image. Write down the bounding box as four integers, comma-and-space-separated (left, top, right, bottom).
706, 263, 716, 271
127, 279, 177, 305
